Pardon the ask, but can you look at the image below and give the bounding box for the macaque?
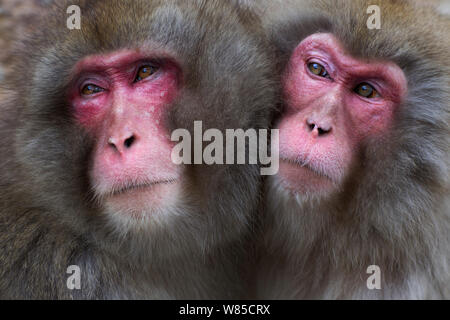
[256,0,450,299]
[0,0,277,299]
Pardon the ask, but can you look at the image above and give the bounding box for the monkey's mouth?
[96,178,181,216]
[108,179,178,197]
[280,158,333,181]
[278,159,336,194]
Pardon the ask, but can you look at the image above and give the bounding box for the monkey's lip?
[108,179,178,197]
[278,159,335,193]
[280,158,333,181]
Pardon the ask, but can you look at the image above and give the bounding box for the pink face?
[68,50,182,215]
[277,33,407,194]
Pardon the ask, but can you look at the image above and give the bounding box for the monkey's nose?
[306,119,332,137]
[108,134,137,153]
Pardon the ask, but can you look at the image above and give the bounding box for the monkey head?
[277,32,407,196]
[267,0,449,211]
[8,0,277,260]
[256,0,449,299]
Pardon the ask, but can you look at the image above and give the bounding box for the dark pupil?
[311,63,327,77]
[86,85,100,93]
[136,66,153,81]
[360,85,372,95]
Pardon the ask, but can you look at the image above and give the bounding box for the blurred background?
[0,1,51,83]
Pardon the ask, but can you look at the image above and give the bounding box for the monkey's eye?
[307,62,329,78]
[81,84,104,96]
[135,65,158,82]
[354,82,380,99]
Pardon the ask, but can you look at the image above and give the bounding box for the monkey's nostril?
[124,136,135,149]
[317,127,331,136]
[307,121,331,136]
[108,138,118,150]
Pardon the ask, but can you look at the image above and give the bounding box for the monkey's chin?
[278,160,336,195]
[102,180,181,219]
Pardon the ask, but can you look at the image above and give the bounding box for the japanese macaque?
[256,0,450,299]
[0,0,277,299]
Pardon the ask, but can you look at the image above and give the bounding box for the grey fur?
[0,0,277,299]
[256,0,450,299]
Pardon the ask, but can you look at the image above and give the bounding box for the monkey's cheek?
[277,160,336,195]
[102,180,182,219]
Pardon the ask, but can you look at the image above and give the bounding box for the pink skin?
[68,50,182,212]
[277,33,407,194]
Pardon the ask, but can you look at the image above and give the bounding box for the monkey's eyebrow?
[73,49,172,69]
[73,67,110,78]
[71,57,170,84]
